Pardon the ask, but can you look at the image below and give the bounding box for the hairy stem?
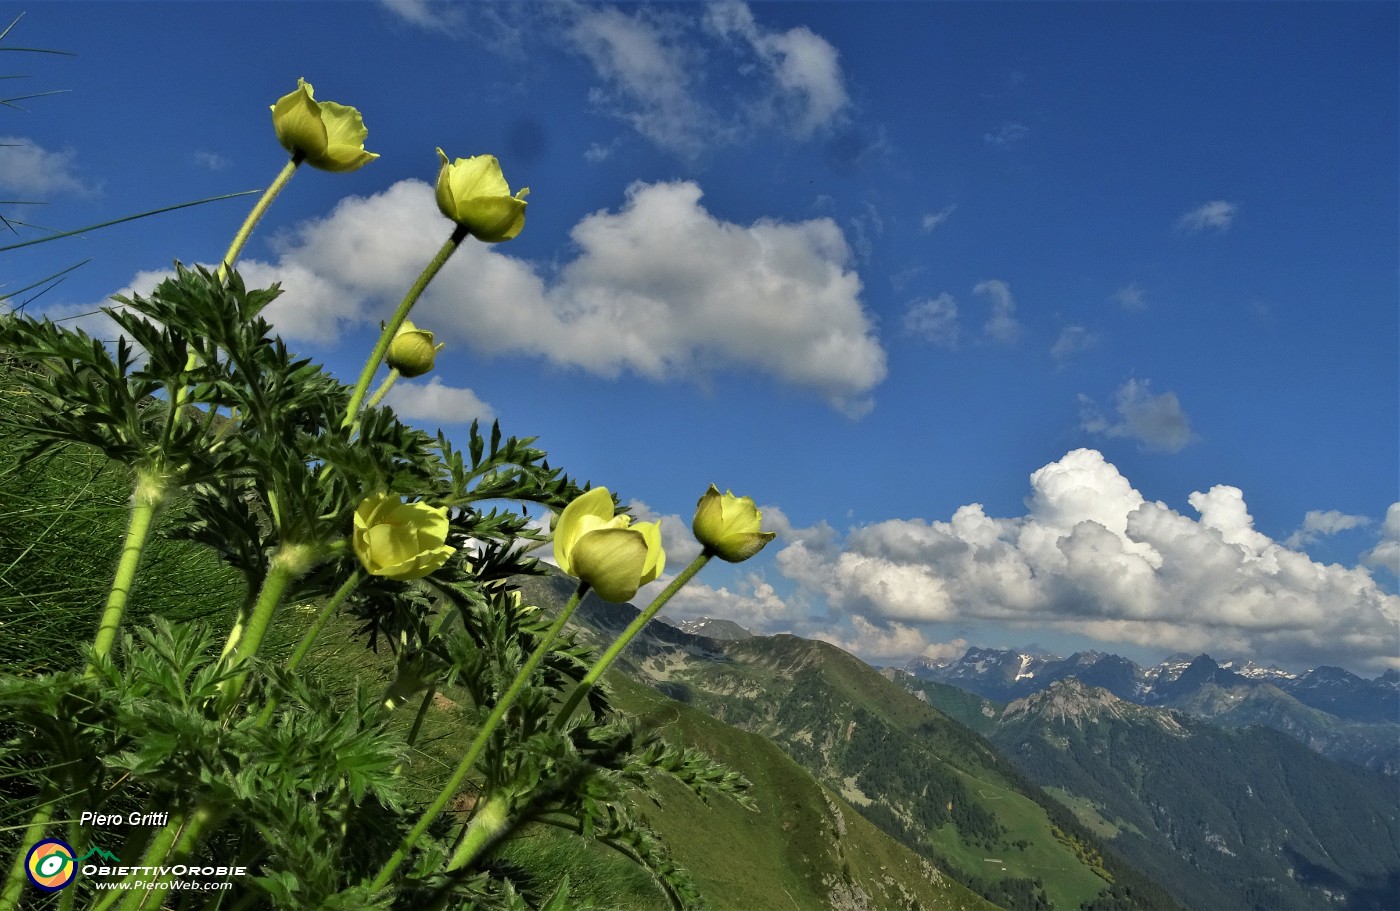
[253,571,361,727]
[217,157,301,280]
[554,551,711,729]
[342,227,467,428]
[368,582,589,894]
[364,368,400,410]
[86,469,167,677]
[0,788,56,911]
[216,543,316,712]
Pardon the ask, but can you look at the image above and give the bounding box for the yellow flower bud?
[553,487,665,602]
[271,78,378,173]
[435,149,529,242]
[353,493,455,581]
[386,320,441,378]
[692,485,776,563]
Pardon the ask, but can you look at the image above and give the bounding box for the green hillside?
[906,673,1400,911]
[269,603,999,911]
[607,675,999,911]
[537,590,1181,911]
[993,680,1400,911]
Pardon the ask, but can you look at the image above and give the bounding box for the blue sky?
[4,1,1397,675]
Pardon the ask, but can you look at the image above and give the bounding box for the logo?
[24,839,76,892]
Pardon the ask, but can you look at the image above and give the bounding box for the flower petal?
[554,487,615,575]
[271,79,328,161]
[312,99,379,172]
[571,526,650,603]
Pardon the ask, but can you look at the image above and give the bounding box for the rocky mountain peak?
[1004,678,1124,726]
[673,617,754,641]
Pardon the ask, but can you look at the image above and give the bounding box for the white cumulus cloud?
[920,205,956,233]
[0,136,98,197]
[568,6,731,159]
[67,178,885,417]
[813,614,929,663]
[1051,325,1098,364]
[705,0,850,138]
[775,448,1400,672]
[1362,503,1400,575]
[1111,282,1148,311]
[383,377,495,425]
[903,293,959,348]
[666,573,798,629]
[1283,509,1371,549]
[376,0,467,35]
[561,2,850,159]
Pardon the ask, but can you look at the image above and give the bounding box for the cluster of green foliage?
[962,875,1051,911]
[0,357,248,673]
[1050,826,1111,884]
[0,266,751,910]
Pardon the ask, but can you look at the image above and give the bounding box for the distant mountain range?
[518,571,1398,910]
[531,585,1182,911]
[891,674,1400,911]
[901,647,1399,774]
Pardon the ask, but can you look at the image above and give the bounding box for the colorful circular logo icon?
[25,839,76,891]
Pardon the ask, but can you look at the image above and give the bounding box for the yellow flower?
[354,493,455,581]
[271,78,378,172]
[435,149,529,242]
[386,320,442,378]
[553,487,665,602]
[692,485,776,563]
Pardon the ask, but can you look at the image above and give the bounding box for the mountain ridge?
[903,645,1399,774]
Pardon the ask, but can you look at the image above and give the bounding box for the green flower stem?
[57,817,79,911]
[342,225,468,429]
[90,819,180,911]
[169,158,301,428]
[368,581,590,895]
[402,685,436,749]
[85,469,167,678]
[444,793,510,872]
[215,543,316,712]
[365,367,401,410]
[112,805,223,911]
[217,589,257,666]
[254,571,361,728]
[285,571,360,674]
[217,157,301,280]
[0,788,56,911]
[554,551,713,730]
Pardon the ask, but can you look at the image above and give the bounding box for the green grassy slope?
[608,673,1000,911]
[557,608,1182,911]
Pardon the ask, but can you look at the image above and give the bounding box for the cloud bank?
[773,449,1400,672]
